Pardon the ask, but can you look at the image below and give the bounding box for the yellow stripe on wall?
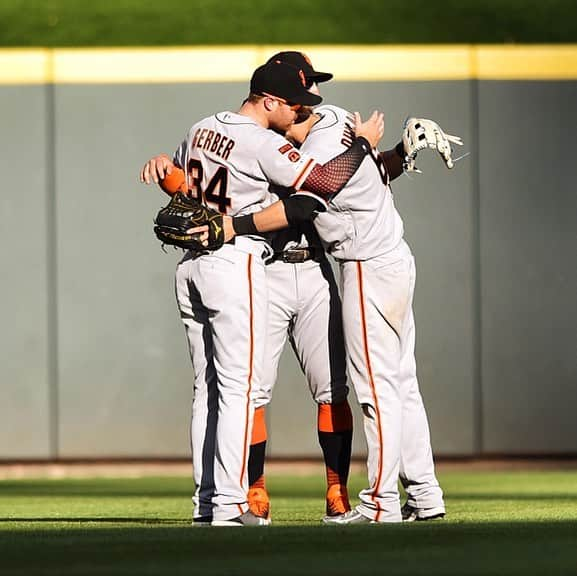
[52,47,260,83]
[1,45,576,84]
[476,45,577,80]
[0,49,51,84]
[262,45,473,81]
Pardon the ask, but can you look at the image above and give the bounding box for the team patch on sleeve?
[259,132,317,189]
[278,143,301,163]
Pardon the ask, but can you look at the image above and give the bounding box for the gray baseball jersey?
[301,104,444,522]
[174,111,316,216]
[305,106,404,261]
[173,111,322,523]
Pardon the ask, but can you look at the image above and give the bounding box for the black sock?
[248,440,267,487]
[318,430,352,484]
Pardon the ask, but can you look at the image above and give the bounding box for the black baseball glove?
[154,191,224,251]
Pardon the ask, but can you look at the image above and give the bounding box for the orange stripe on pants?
[357,261,384,521]
[239,254,254,493]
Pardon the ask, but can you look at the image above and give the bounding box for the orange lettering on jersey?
[210,133,222,153]
[217,136,228,156]
[197,128,208,148]
[288,150,301,163]
[204,130,214,151]
[191,128,201,148]
[191,129,235,160]
[222,139,235,160]
[278,143,293,155]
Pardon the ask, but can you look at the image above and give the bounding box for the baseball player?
[140,60,384,526]
[247,51,353,524]
[221,106,451,523]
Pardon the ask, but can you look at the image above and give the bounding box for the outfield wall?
[1,46,576,460]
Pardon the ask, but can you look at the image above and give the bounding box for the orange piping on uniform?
[292,158,315,189]
[357,261,384,521]
[239,254,254,490]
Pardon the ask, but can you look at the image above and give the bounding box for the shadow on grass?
[1,521,577,576]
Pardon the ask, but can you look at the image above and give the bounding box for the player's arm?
[220,112,384,241]
[224,194,323,241]
[379,143,406,181]
[299,111,383,198]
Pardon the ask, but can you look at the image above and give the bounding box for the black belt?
[270,247,324,264]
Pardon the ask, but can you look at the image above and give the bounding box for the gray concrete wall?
[0,77,575,459]
[0,85,52,458]
[478,81,577,454]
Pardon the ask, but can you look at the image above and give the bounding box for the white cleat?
[401,503,445,522]
[322,508,374,525]
[211,510,271,527]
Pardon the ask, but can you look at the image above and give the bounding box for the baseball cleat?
[322,507,374,525]
[247,486,271,523]
[211,510,271,527]
[322,483,351,522]
[401,503,446,522]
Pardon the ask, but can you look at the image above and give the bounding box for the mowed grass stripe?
[1,470,577,575]
[0,0,576,46]
[2,470,577,524]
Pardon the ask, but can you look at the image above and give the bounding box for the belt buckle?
[282,249,310,263]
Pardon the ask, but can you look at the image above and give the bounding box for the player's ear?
[263,97,276,112]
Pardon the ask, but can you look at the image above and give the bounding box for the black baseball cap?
[250,61,322,107]
[267,51,333,84]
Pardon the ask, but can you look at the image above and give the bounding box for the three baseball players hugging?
[140,50,463,526]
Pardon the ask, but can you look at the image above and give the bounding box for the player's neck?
[238,101,270,128]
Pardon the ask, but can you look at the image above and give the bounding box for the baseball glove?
[154,191,224,251]
[402,117,463,172]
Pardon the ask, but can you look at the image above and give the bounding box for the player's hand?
[186,217,235,247]
[184,224,210,247]
[140,154,174,184]
[354,111,384,149]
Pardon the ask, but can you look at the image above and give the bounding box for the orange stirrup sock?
[318,401,353,493]
[318,401,353,433]
[249,406,267,489]
[251,406,267,444]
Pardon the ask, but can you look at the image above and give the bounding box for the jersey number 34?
[187,158,231,214]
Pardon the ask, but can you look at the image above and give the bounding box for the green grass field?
[1,468,577,575]
[0,0,576,46]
